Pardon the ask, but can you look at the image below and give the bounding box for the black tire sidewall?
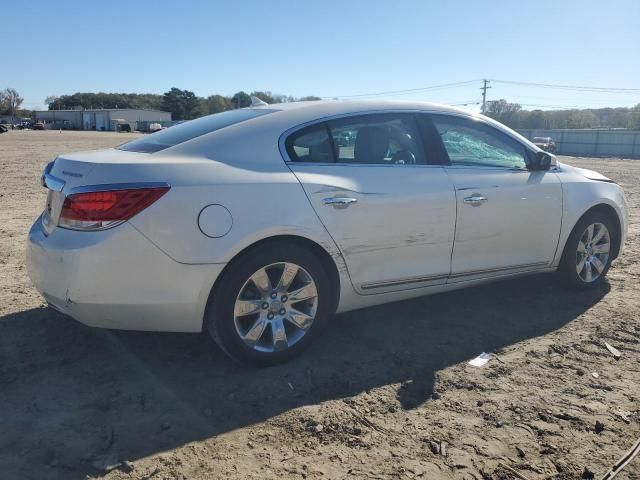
[560,212,615,289]
[206,242,332,366]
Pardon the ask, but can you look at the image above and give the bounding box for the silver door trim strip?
[448,261,549,279]
[360,261,550,291]
[361,273,449,290]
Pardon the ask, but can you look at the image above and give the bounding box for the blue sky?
[5,0,640,111]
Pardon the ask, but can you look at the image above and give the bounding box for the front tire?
[205,242,333,366]
[558,211,615,289]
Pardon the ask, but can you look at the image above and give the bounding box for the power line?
[450,100,480,106]
[519,103,581,109]
[324,79,482,99]
[491,79,640,93]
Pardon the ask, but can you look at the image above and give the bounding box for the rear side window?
[329,114,425,165]
[117,108,276,153]
[284,113,426,165]
[285,124,334,163]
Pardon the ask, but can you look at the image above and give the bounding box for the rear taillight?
[59,184,169,231]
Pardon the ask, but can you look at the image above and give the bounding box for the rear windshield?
[117,108,276,153]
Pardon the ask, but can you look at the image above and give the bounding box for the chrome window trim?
[278,109,537,166]
[69,181,171,195]
[443,164,531,173]
[290,162,445,169]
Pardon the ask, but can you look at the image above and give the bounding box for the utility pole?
[480,79,491,113]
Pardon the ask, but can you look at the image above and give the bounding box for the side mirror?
[532,151,553,171]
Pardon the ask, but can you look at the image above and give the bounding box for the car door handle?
[463,194,488,206]
[323,197,358,209]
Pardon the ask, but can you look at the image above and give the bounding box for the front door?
[425,114,563,280]
[285,113,457,293]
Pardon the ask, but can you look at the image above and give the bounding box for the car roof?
[160,99,540,159]
[254,99,471,118]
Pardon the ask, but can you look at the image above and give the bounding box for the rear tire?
[558,211,615,289]
[205,242,333,366]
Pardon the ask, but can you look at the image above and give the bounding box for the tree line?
[485,99,640,130]
[3,86,640,130]
[44,88,321,120]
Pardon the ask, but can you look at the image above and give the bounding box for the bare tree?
[1,88,24,123]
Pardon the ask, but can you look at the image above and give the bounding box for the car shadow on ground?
[0,274,609,479]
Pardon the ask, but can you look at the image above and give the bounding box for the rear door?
[423,113,562,280]
[285,113,457,293]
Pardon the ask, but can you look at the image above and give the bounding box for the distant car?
[335,130,355,146]
[27,100,629,366]
[149,123,163,133]
[0,124,8,133]
[118,123,132,133]
[17,122,34,130]
[33,122,45,130]
[533,136,556,153]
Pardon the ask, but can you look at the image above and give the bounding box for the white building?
[33,108,171,131]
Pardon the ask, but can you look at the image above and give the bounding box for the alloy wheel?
[233,262,318,353]
[576,222,610,283]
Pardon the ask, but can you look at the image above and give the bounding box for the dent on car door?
[284,113,456,293]
[424,114,563,279]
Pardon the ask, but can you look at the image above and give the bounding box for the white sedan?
[26,100,629,365]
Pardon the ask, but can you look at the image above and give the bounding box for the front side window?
[431,115,527,169]
[329,114,425,165]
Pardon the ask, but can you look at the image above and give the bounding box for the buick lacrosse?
[27,100,628,365]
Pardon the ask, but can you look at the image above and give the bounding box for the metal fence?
[517,129,640,158]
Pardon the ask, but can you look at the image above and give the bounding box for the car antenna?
[250,96,268,107]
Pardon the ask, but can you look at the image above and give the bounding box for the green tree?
[521,109,549,129]
[205,95,231,113]
[231,91,251,109]
[565,110,599,129]
[485,99,523,128]
[161,88,200,120]
[627,104,640,129]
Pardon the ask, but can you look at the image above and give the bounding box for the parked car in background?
[0,124,8,133]
[118,123,132,133]
[33,122,45,130]
[27,100,628,366]
[533,136,556,153]
[335,130,355,146]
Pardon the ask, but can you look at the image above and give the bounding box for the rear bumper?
[26,216,224,332]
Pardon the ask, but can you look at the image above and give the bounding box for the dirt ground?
[1,130,638,480]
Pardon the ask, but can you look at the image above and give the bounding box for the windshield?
[117,108,277,153]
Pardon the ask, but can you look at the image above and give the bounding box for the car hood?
[558,162,614,183]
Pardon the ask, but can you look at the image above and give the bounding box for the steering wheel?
[391,149,416,165]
